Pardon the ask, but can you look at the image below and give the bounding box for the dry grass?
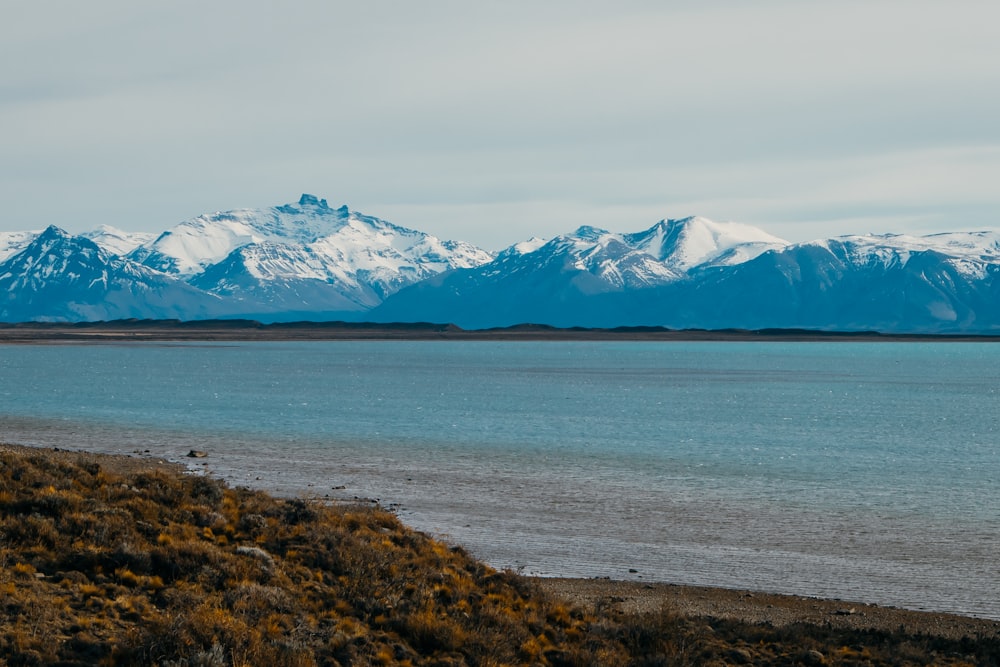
[0,447,997,666]
[0,448,621,666]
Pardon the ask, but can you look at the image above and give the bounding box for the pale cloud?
[1,1,998,250]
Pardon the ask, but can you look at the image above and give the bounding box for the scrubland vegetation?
[0,446,997,666]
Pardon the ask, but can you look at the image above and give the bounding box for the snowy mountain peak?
[120,194,494,313]
[626,216,788,270]
[1,225,116,291]
[569,225,612,242]
[6,195,1000,331]
[90,224,124,234]
[849,230,1000,260]
[36,225,75,243]
[513,237,549,255]
[796,229,1000,279]
[81,225,157,257]
[521,217,789,284]
[130,196,360,276]
[0,230,41,262]
[0,225,223,322]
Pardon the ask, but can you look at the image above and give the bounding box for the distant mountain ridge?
[0,226,222,322]
[1,194,998,332]
[0,195,493,322]
[370,221,1000,333]
[126,194,493,314]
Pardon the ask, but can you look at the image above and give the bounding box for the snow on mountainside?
[798,231,1000,280]
[373,222,1000,332]
[473,217,785,291]
[508,237,549,256]
[656,229,1000,332]
[498,225,681,290]
[130,194,490,277]
[0,230,40,262]
[372,216,791,326]
[624,216,788,271]
[127,194,493,312]
[3,195,999,331]
[552,217,788,287]
[81,225,157,257]
[0,226,223,322]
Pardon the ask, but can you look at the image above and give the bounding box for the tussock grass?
[0,449,619,666]
[0,447,996,666]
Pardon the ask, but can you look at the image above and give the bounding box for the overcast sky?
[2,1,999,251]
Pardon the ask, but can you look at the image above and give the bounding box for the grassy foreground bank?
[0,446,997,666]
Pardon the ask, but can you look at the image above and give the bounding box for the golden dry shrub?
[1,447,997,666]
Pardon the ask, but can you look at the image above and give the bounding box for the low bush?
[1,447,996,666]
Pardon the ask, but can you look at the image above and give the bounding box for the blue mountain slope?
[373,233,1000,332]
[658,240,1000,332]
[0,226,224,322]
[3,200,1000,333]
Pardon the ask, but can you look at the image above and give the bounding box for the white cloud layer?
[2,0,998,250]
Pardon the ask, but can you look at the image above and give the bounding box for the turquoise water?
[1,341,998,617]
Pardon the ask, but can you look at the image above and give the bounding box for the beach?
[541,578,1000,642]
[5,443,999,646]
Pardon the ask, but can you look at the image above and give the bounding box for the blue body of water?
[1,341,998,617]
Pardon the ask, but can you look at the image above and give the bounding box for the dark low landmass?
[2,318,1000,343]
[1,445,998,665]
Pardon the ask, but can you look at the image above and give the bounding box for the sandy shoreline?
[5,443,999,644]
[538,578,1000,641]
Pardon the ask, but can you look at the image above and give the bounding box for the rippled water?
[1,341,998,618]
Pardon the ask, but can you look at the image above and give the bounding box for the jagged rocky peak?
[11,226,118,274]
[274,194,349,219]
[298,193,328,208]
[570,225,610,241]
[15,226,104,262]
[38,224,72,241]
[298,193,352,215]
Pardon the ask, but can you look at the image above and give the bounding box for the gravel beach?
[539,577,1000,641]
[7,442,999,647]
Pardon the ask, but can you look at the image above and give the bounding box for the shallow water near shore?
[2,340,998,618]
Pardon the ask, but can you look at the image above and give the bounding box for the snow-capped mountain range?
[370,220,1000,332]
[2,194,999,332]
[0,195,493,322]
[0,226,221,322]
[126,194,491,314]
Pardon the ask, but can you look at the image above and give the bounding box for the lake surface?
[1,341,998,618]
